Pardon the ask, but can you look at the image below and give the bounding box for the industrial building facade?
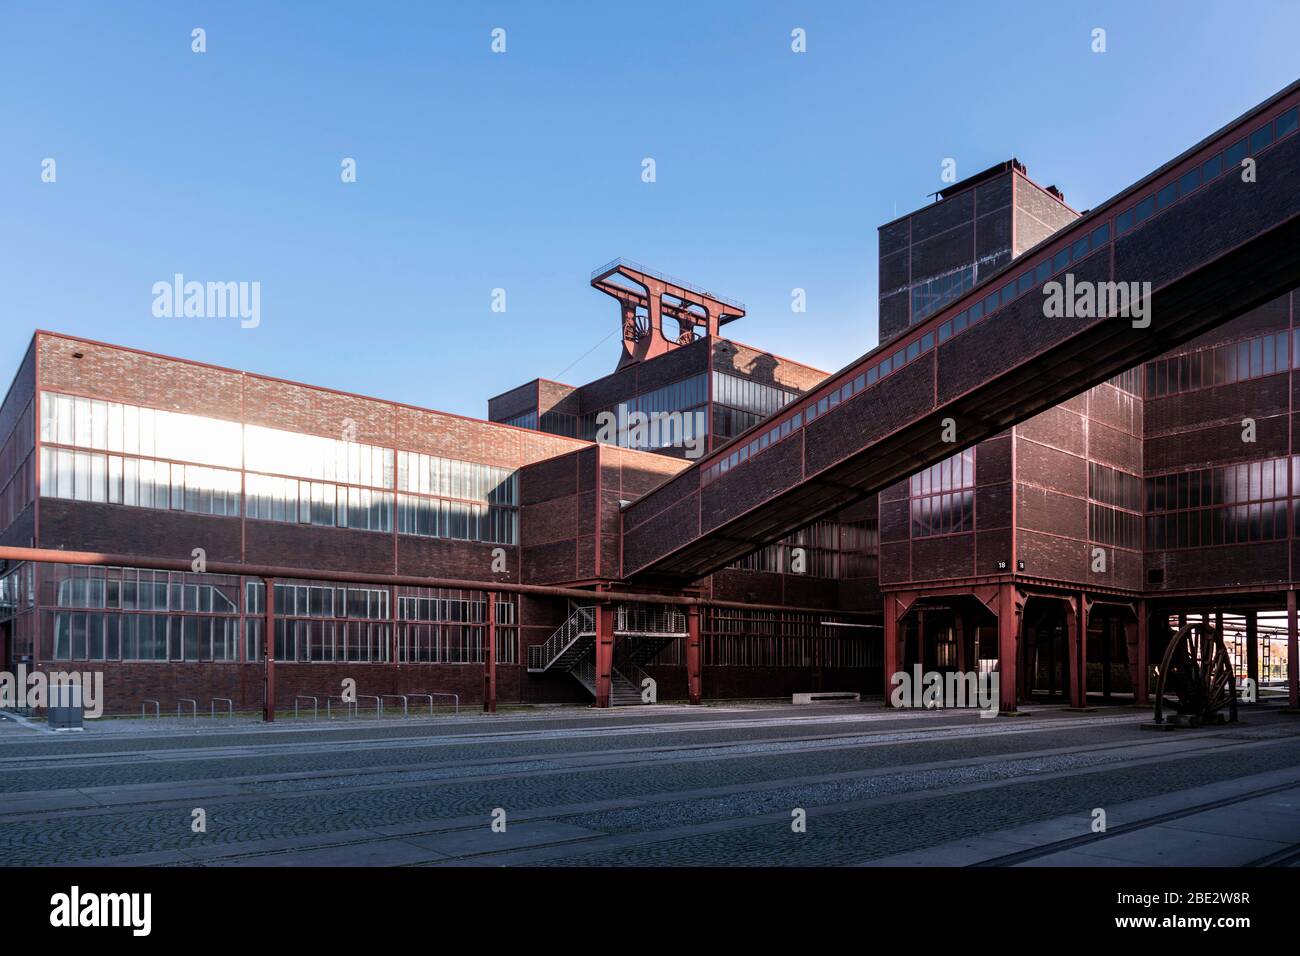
[3,84,1300,716]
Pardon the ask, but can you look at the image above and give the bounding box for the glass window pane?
[1277,107,1299,138]
[1251,123,1273,153]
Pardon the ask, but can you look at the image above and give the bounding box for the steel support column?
[483,592,497,714]
[1135,601,1150,706]
[1288,590,1298,710]
[997,584,1021,713]
[1066,596,1087,708]
[1246,609,1259,693]
[595,602,614,709]
[686,605,702,705]
[263,576,275,723]
[883,595,900,704]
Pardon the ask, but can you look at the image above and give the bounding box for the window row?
[245,579,390,620]
[244,473,393,531]
[1146,457,1291,512]
[713,404,765,442]
[40,392,243,468]
[245,423,392,489]
[396,494,517,545]
[539,411,577,437]
[501,410,538,430]
[1145,331,1291,399]
[728,521,878,579]
[397,589,516,625]
[396,452,517,505]
[41,447,242,517]
[578,374,709,441]
[244,618,392,663]
[910,489,975,538]
[702,609,878,668]
[711,371,800,417]
[47,611,240,662]
[1115,106,1298,239]
[910,448,975,498]
[936,223,1113,348]
[1104,367,1143,397]
[911,264,975,324]
[703,358,888,483]
[1146,501,1289,551]
[1089,462,1142,512]
[41,566,239,613]
[396,623,519,665]
[1089,503,1142,550]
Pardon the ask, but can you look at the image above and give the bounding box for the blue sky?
[2,1,1298,417]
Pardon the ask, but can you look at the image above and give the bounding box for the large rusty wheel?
[1153,622,1238,726]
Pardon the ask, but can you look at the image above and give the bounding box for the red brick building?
[4,85,1299,717]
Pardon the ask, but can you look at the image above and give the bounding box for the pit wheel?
[1153,622,1238,726]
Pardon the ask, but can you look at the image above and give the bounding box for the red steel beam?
[484,592,497,714]
[263,576,275,723]
[0,545,868,619]
[685,605,701,705]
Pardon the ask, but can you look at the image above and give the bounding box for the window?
[909,448,976,538]
[1146,457,1291,550]
[1251,123,1274,153]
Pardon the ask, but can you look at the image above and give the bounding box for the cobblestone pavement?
[1,701,1297,866]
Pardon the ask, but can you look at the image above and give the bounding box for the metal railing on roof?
[590,258,745,312]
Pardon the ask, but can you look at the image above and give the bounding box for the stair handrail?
[528,605,596,671]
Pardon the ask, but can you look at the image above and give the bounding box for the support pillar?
[1288,590,1298,710]
[955,610,967,673]
[483,592,497,713]
[263,576,275,723]
[883,595,900,704]
[1135,601,1150,706]
[1101,616,1113,700]
[685,605,702,705]
[1066,596,1086,708]
[1246,609,1259,694]
[997,584,1021,713]
[595,602,614,709]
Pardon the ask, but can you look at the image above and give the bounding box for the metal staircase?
[527,604,687,706]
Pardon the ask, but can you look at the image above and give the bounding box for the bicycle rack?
[141,699,160,719]
[380,694,408,718]
[211,698,234,721]
[177,699,198,720]
[407,694,435,717]
[294,695,319,719]
[429,692,459,715]
[356,694,381,719]
[326,696,357,720]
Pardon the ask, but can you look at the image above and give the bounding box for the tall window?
[1146,457,1290,550]
[396,453,518,545]
[909,449,975,537]
[1089,462,1142,550]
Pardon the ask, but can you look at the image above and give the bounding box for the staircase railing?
[616,604,687,635]
[528,606,595,671]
